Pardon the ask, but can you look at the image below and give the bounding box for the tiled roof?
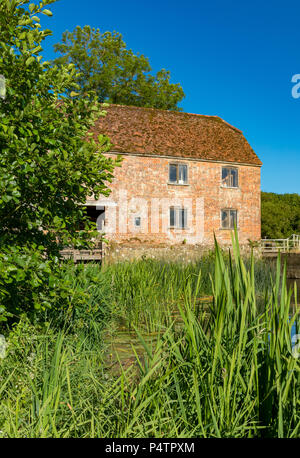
[92,104,262,166]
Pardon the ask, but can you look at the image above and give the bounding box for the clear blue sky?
[40,0,300,194]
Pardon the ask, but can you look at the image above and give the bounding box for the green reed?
[0,233,298,437]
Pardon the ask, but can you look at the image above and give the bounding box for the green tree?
[52,25,185,110]
[261,192,300,238]
[0,0,119,322]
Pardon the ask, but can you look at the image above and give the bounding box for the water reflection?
[286,278,300,291]
[286,278,300,310]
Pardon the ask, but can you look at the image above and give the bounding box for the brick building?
[86,104,262,247]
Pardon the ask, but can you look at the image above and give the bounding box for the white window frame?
[221,166,239,188]
[221,209,238,229]
[168,163,189,185]
[169,207,188,229]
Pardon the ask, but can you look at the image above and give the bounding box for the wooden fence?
[260,234,300,254]
[60,242,103,262]
[58,235,300,261]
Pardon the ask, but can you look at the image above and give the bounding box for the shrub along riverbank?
[0,237,299,438]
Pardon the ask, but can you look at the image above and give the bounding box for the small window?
[170,207,188,229]
[221,209,237,229]
[134,217,141,227]
[222,167,238,188]
[169,164,188,185]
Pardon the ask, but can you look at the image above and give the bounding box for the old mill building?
[86,104,262,247]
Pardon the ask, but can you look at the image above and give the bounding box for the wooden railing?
[60,241,103,262]
[58,235,300,260]
[261,234,300,253]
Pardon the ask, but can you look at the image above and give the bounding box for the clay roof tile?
[92,104,262,166]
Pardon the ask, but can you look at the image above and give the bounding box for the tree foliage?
[261,192,300,239]
[0,0,118,322]
[53,25,185,110]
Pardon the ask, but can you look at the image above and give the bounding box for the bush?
[0,245,61,324]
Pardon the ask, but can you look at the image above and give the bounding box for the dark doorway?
[82,205,105,230]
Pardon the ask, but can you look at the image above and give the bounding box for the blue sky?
[40,0,300,194]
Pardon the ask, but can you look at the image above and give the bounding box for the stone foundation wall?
[103,241,261,264]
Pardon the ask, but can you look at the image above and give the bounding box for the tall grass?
[154,234,300,437]
[0,235,299,437]
[103,251,275,331]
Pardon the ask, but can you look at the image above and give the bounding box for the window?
[221,209,237,229]
[134,216,141,227]
[169,163,188,184]
[222,167,238,188]
[170,207,188,229]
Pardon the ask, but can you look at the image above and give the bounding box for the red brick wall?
[87,153,261,246]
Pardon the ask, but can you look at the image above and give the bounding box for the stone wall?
[102,240,260,264]
[88,153,261,246]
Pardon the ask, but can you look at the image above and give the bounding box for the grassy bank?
[0,238,299,437]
